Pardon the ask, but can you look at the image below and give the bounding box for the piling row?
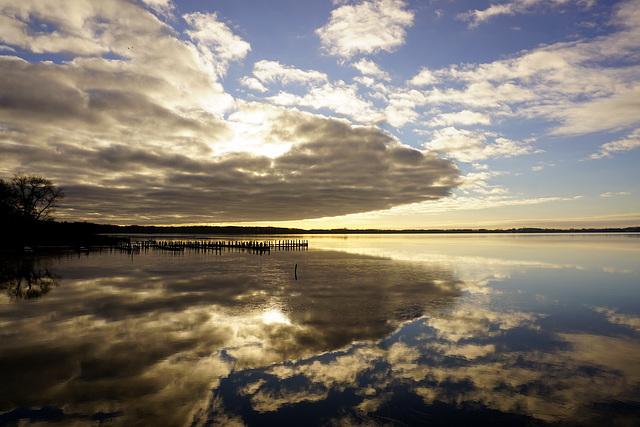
[113,239,308,253]
[114,242,141,252]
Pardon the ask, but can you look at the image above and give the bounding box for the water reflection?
[0,235,639,426]
[208,302,640,426]
[0,255,60,300]
[0,247,460,426]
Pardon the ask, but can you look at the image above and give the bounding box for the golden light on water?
[259,308,291,325]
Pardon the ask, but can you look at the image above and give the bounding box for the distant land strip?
[3,221,639,251]
[75,223,640,235]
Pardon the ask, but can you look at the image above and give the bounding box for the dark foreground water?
[1,234,639,426]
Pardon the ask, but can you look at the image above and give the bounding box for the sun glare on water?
[260,309,291,325]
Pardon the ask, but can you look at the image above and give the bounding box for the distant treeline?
[0,220,127,249]
[2,220,639,250]
[81,223,640,235]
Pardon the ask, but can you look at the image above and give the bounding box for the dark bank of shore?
[0,220,129,251]
[2,220,638,252]
[97,224,640,235]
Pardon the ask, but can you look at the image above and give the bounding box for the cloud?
[351,58,390,80]
[0,1,240,115]
[0,55,233,138]
[140,0,175,18]
[423,127,540,162]
[427,110,492,127]
[595,307,640,332]
[600,191,631,197]
[0,1,114,55]
[1,91,460,223]
[458,0,596,29]
[316,0,414,58]
[532,161,556,171]
[311,190,582,229]
[183,11,251,77]
[0,1,462,225]
[423,194,579,214]
[267,82,383,124]
[417,63,640,140]
[424,1,640,137]
[4,0,636,228]
[548,86,640,135]
[408,67,439,86]
[383,89,427,127]
[590,128,640,159]
[250,60,328,86]
[425,81,537,111]
[239,76,268,92]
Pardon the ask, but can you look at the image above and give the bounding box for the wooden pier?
[114,239,308,254]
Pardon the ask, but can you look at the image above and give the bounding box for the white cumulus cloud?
[251,60,328,86]
[351,58,390,80]
[316,0,414,58]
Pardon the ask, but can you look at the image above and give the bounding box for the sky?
[0,0,639,229]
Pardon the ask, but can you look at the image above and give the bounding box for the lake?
[1,234,639,426]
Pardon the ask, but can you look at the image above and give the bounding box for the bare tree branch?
[5,174,65,221]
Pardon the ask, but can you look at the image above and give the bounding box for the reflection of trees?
[0,257,59,300]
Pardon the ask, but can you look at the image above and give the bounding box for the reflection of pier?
[114,239,308,254]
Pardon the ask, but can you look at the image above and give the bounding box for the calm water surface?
[1,234,639,426]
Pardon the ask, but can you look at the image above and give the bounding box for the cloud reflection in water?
[0,235,639,426]
[0,247,459,425]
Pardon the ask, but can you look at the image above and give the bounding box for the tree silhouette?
[1,174,64,221]
[0,178,17,220]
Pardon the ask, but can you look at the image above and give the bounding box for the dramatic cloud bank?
[0,0,461,225]
[54,111,459,223]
